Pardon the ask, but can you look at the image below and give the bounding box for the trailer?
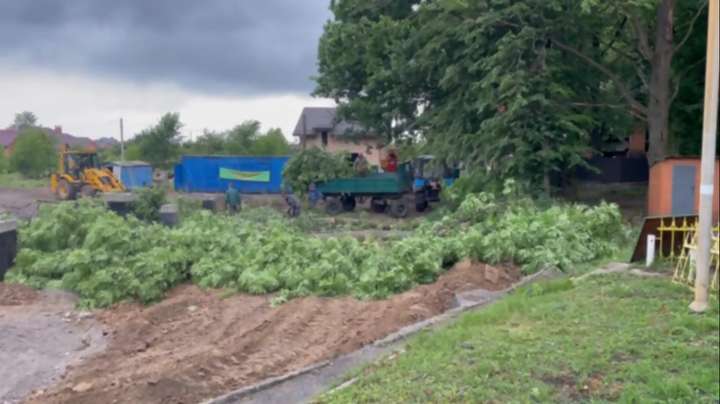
[317,162,413,217]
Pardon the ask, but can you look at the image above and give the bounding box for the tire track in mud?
[24,261,519,404]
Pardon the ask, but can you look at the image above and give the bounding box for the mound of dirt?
[0,283,38,306]
[25,261,519,404]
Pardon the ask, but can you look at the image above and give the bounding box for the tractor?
[412,155,459,212]
[50,145,124,200]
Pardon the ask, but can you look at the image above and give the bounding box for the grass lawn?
[0,172,47,188]
[318,274,719,403]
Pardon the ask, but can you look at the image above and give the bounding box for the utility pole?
[119,118,125,162]
[690,0,719,313]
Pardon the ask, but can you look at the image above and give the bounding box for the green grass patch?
[318,275,720,403]
[0,172,47,188]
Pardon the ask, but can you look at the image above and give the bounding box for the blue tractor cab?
[412,155,459,212]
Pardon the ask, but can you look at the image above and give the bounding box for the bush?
[9,128,57,178]
[283,148,352,195]
[0,145,8,173]
[131,187,167,222]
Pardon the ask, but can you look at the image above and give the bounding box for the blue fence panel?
[174,155,289,193]
[120,165,154,190]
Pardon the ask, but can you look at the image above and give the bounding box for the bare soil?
[0,187,55,218]
[0,283,38,306]
[24,261,519,404]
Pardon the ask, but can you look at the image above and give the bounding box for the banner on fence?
[219,168,271,183]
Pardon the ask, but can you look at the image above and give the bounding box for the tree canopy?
[315,0,710,190]
[104,116,292,167]
[10,128,57,178]
[183,120,290,156]
[132,113,183,168]
[11,111,38,130]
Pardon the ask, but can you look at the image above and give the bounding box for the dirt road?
[0,284,106,404]
[24,262,519,404]
[0,188,55,219]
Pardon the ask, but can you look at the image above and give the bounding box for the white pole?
[120,118,125,162]
[646,234,656,267]
[690,0,719,313]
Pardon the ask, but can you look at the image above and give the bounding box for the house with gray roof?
[292,107,385,165]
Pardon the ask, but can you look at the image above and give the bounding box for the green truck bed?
[317,163,412,196]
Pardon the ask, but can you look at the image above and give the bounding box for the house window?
[321,131,328,147]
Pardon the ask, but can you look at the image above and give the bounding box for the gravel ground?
[0,187,55,219]
[0,287,106,404]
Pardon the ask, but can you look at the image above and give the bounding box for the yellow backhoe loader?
[50,145,124,200]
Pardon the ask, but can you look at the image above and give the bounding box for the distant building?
[0,125,117,156]
[292,107,385,166]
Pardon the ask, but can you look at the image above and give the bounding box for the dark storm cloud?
[0,0,331,95]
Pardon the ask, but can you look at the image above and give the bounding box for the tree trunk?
[646,0,675,166]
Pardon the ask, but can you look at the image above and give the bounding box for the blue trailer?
[174,155,289,193]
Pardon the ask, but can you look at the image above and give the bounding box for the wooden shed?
[648,157,720,221]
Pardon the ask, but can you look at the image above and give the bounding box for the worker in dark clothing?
[308,182,322,208]
[283,189,301,218]
[225,183,241,214]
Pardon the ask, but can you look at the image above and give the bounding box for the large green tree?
[250,128,290,156]
[10,128,57,178]
[566,0,709,165]
[315,0,709,189]
[11,111,38,130]
[133,113,183,167]
[316,0,611,189]
[183,121,290,156]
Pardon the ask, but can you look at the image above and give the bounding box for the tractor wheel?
[415,200,429,212]
[325,197,342,215]
[388,201,408,218]
[341,196,356,212]
[56,179,76,201]
[415,193,428,212]
[80,185,98,198]
[370,197,387,213]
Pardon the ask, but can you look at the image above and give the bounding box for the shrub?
[131,187,167,222]
[9,128,57,178]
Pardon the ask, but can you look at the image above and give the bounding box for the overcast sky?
[0,0,335,141]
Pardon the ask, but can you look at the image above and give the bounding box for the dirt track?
[0,187,55,219]
[23,261,519,404]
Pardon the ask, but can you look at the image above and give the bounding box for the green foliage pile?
[131,187,167,222]
[7,194,626,308]
[282,148,353,194]
[9,128,57,178]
